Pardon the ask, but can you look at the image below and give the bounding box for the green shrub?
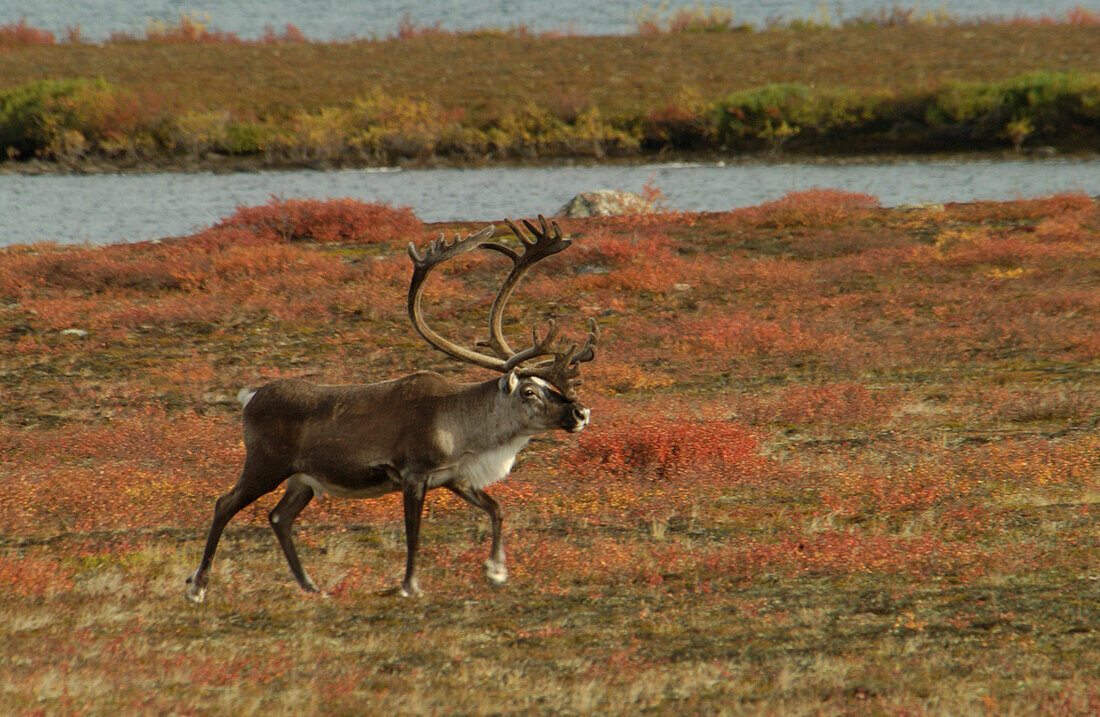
[714,83,812,140]
[0,78,150,159]
[0,79,87,157]
[224,120,271,154]
[713,83,885,150]
[927,72,1100,142]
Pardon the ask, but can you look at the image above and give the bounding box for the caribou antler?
[478,215,572,360]
[407,217,598,397]
[407,226,506,371]
[521,319,599,400]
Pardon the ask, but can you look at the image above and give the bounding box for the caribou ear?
[499,370,520,395]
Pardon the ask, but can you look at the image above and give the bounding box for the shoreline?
[0,146,1088,177]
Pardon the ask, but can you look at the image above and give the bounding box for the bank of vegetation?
[3,12,1100,169]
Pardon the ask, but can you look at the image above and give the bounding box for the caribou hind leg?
[445,483,507,585]
[186,456,286,603]
[400,476,428,597]
[268,475,318,593]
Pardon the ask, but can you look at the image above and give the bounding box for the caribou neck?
[437,377,533,450]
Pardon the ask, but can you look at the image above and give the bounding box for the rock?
[59,329,89,338]
[895,202,945,214]
[575,264,610,275]
[555,190,656,218]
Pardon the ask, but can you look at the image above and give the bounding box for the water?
[2,0,1095,40]
[2,158,1097,246]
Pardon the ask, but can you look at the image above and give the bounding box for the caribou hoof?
[301,585,330,598]
[485,559,508,585]
[185,580,207,604]
[399,581,423,598]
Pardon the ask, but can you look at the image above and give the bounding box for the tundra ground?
[2,192,1098,713]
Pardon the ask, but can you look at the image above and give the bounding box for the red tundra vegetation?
[1,190,1098,712]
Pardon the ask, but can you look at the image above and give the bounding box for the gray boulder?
[555,190,656,218]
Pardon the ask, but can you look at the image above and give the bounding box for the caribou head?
[407,214,598,431]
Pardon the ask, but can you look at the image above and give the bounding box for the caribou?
[185,216,597,601]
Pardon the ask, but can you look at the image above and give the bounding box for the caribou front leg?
[400,475,428,597]
[445,483,507,585]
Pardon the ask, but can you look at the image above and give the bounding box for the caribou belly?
[293,471,397,499]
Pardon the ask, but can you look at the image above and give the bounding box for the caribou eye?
[521,387,538,399]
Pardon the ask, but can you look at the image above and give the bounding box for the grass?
[2,191,1099,712]
[4,21,1100,166]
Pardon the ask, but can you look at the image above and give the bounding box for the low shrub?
[141,12,241,44]
[635,4,749,34]
[733,382,898,428]
[0,78,155,160]
[0,555,74,599]
[568,416,758,481]
[714,84,886,152]
[216,196,422,244]
[926,71,1100,146]
[0,19,56,49]
[490,104,637,158]
[166,111,272,155]
[351,88,464,159]
[642,88,714,149]
[729,188,881,228]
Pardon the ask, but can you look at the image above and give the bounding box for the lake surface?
[3,0,1093,40]
[2,158,1098,246]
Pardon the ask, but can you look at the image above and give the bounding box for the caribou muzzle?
[564,404,591,433]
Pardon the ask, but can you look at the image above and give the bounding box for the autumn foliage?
[2,191,1098,712]
[215,196,422,244]
[0,19,56,48]
[569,416,757,481]
[5,17,1100,165]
